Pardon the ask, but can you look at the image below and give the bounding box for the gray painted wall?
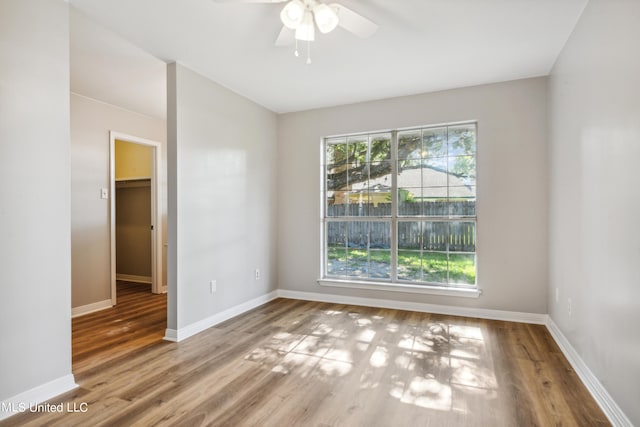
[0,0,73,400]
[277,77,549,314]
[167,63,278,330]
[548,0,640,424]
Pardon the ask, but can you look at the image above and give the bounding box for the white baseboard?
[276,289,547,324]
[116,274,152,284]
[0,374,78,421]
[164,290,279,342]
[71,299,112,318]
[545,317,632,427]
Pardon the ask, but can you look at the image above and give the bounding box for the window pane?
[397,221,422,281]
[349,136,368,165]
[422,221,448,251]
[368,200,392,216]
[327,191,347,216]
[398,221,421,250]
[326,168,341,192]
[369,249,391,279]
[347,164,367,188]
[345,137,368,220]
[327,247,347,276]
[346,248,369,278]
[398,250,422,281]
[422,187,448,216]
[326,140,348,218]
[369,161,392,189]
[398,188,422,216]
[398,160,421,188]
[422,252,448,284]
[326,191,344,217]
[448,124,476,156]
[370,134,391,162]
[449,185,475,199]
[368,161,392,217]
[449,188,476,217]
[422,159,448,187]
[346,221,368,278]
[326,222,347,276]
[422,127,447,158]
[422,186,448,199]
[448,156,476,187]
[370,222,391,279]
[326,141,347,167]
[398,131,421,160]
[370,222,390,250]
[347,221,368,249]
[448,221,476,253]
[345,192,370,216]
[448,253,476,285]
[327,221,347,247]
[326,142,347,193]
[447,221,476,285]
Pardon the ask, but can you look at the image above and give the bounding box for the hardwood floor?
[2,285,609,426]
[72,281,167,376]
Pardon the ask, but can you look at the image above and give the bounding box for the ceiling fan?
[215,0,378,63]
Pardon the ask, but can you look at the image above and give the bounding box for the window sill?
[317,279,482,298]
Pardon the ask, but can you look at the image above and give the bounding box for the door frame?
[109,131,163,305]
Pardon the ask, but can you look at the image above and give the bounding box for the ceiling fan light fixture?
[280,0,305,29]
[295,10,315,41]
[313,3,338,34]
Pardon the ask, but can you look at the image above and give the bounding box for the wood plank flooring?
[2,283,609,426]
[71,281,167,377]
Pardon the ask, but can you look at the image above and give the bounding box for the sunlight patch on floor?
[369,346,388,368]
[357,328,376,343]
[244,308,498,416]
[402,377,453,411]
[386,322,496,413]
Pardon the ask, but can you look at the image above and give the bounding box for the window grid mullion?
[321,139,327,278]
[390,130,398,282]
[445,126,450,285]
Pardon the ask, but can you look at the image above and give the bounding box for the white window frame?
[319,122,481,298]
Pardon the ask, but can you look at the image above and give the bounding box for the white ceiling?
[69,0,587,117]
[70,8,167,119]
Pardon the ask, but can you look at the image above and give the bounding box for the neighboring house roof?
[347,167,474,198]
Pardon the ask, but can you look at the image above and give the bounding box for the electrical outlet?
[567,297,572,316]
[210,280,217,294]
[555,287,559,303]
[255,269,260,280]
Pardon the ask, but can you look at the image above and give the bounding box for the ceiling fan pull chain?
[306,39,311,64]
[294,38,299,57]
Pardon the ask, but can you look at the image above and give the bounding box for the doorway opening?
[109,131,164,305]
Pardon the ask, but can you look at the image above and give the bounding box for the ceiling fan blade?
[213,0,287,3]
[275,26,295,46]
[330,3,378,38]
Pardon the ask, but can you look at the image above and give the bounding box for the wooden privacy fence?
[328,200,475,217]
[327,201,476,252]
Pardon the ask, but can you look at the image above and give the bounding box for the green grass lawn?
[328,247,475,285]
